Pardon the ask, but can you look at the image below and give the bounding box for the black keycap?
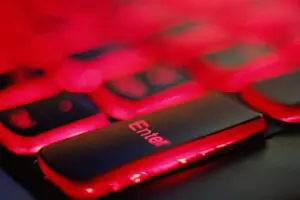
[70,45,119,61]
[0,68,44,91]
[105,66,191,100]
[0,92,99,137]
[38,92,265,199]
[241,69,300,123]
[204,43,271,69]
[0,72,13,90]
[252,69,300,106]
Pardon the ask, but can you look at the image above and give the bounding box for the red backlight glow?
[38,118,265,199]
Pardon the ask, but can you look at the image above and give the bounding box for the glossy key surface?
[0,68,44,91]
[93,66,205,119]
[0,92,99,136]
[0,92,109,154]
[241,69,300,123]
[38,92,264,199]
[189,39,293,92]
[253,70,300,106]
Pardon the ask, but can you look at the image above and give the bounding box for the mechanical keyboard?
[1,0,300,199]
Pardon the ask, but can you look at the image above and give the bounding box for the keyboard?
[1,0,300,199]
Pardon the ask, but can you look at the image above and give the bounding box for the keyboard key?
[92,66,205,119]
[0,91,109,155]
[189,39,293,92]
[0,77,60,111]
[155,21,230,65]
[146,67,182,86]
[0,67,44,91]
[241,69,300,123]
[0,72,14,91]
[50,45,156,93]
[38,92,265,199]
[106,76,148,100]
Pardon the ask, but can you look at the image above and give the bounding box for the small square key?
[0,67,44,91]
[189,38,294,92]
[241,69,300,123]
[0,72,15,91]
[38,92,265,199]
[0,68,59,111]
[92,65,205,120]
[0,92,109,154]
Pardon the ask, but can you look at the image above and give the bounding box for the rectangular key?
[0,92,109,154]
[0,68,56,111]
[189,38,294,92]
[153,20,230,65]
[38,92,265,199]
[52,44,157,93]
[0,67,44,91]
[241,69,300,123]
[92,65,205,120]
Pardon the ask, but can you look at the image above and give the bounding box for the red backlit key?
[155,21,230,65]
[92,66,205,119]
[0,68,54,111]
[241,69,300,123]
[0,67,44,90]
[50,45,156,93]
[189,39,294,92]
[0,72,15,91]
[0,92,109,155]
[38,92,265,199]
[105,76,148,99]
[146,67,181,86]
[0,78,60,112]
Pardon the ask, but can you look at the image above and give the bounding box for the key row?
[37,66,300,198]
[1,66,300,155]
[2,5,300,78]
[1,35,300,95]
